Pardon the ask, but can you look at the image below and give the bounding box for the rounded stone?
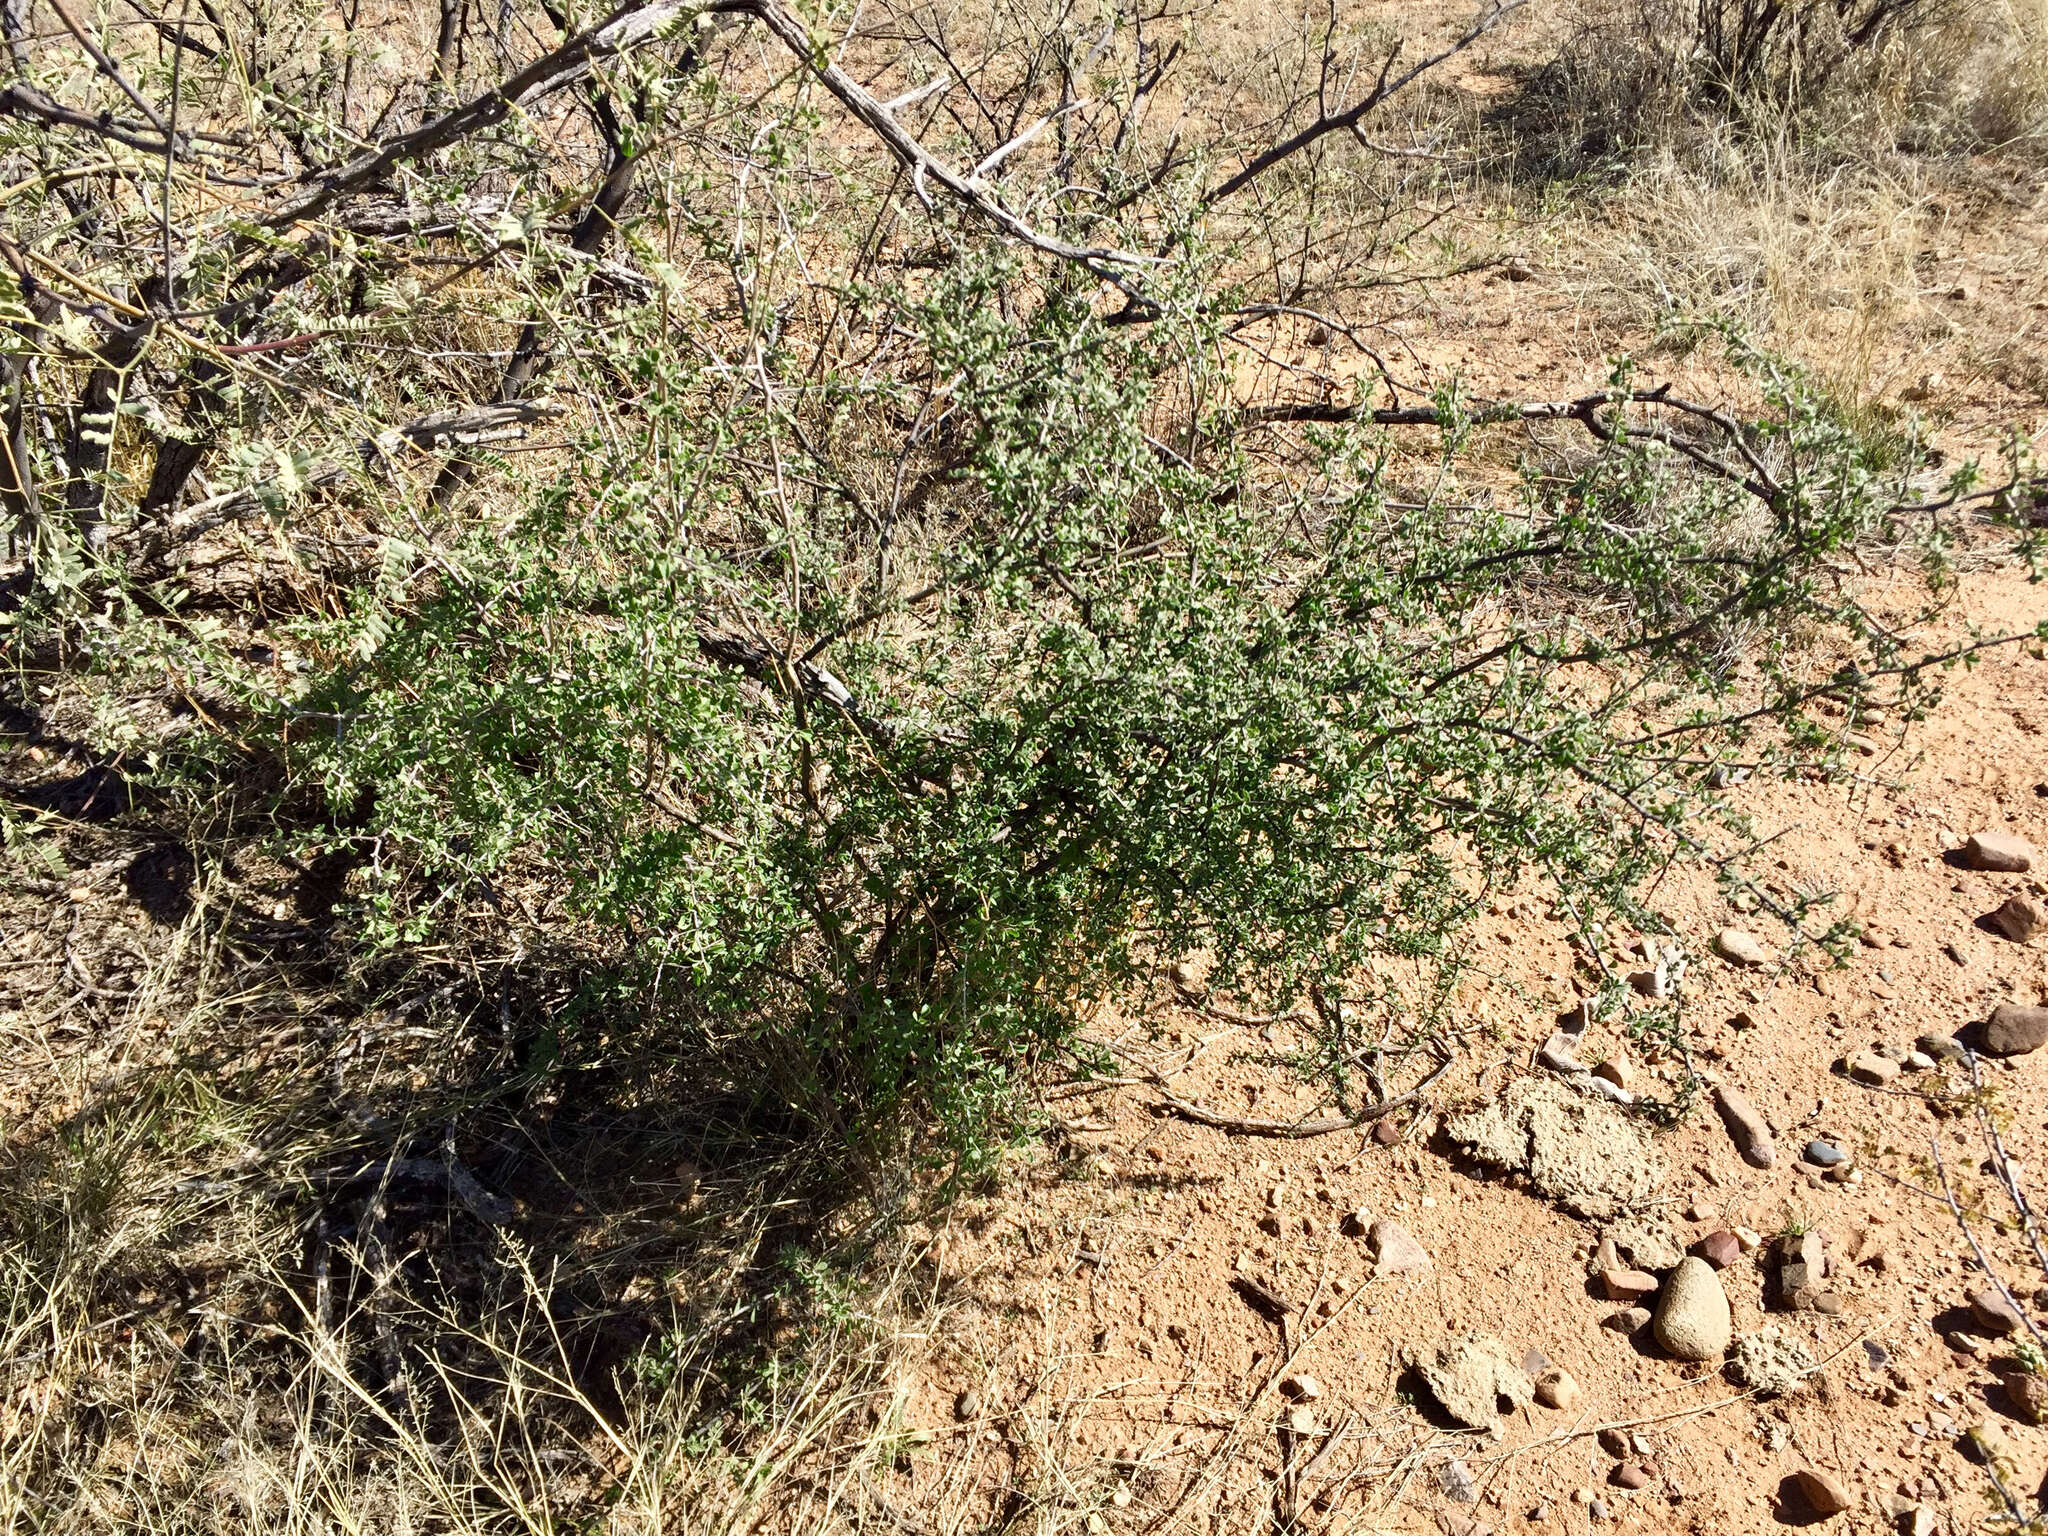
[1969,1286,2023,1335]
[1713,927,1769,967]
[1653,1257,1732,1361]
[1803,1139,1848,1167]
[1983,1005,2048,1056]
[1533,1367,1581,1410]
[2003,1370,2048,1425]
[1793,1468,1850,1517]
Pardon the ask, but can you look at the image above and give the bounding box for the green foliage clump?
[288,239,1944,1175]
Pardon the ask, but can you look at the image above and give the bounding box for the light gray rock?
[1713,927,1769,967]
[1369,1219,1432,1275]
[1445,1075,1663,1219]
[1653,1257,1732,1361]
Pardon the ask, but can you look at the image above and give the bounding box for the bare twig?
[1928,1134,2048,1360]
[1153,1056,1452,1137]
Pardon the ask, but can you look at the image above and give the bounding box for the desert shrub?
[0,0,2024,1192]
[1520,0,2048,171]
[281,247,1971,1171]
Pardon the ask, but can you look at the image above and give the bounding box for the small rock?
[1597,1428,1629,1458]
[1810,1292,1846,1315]
[1947,1329,1986,1359]
[1282,1373,1322,1401]
[1983,1004,2048,1056]
[1713,1084,1776,1168]
[1697,1230,1741,1269]
[1538,1032,1586,1073]
[1964,830,2035,872]
[1626,968,1665,999]
[1533,1367,1580,1410]
[1714,927,1769,967]
[1654,1257,1732,1361]
[1792,1468,1851,1517]
[1781,1230,1826,1274]
[1968,1286,2023,1336]
[1916,1032,1965,1063]
[1440,1459,1478,1502]
[1903,1507,1937,1536]
[2003,1369,2048,1425]
[1803,1139,1848,1168]
[1522,1347,1550,1375]
[1986,894,2047,943]
[1587,1497,1611,1522]
[1593,1054,1635,1092]
[1610,1462,1651,1490]
[1373,1117,1403,1146]
[1846,1050,1900,1085]
[1902,1050,1935,1071]
[1583,1075,1634,1106]
[1604,1306,1652,1332]
[1601,1268,1660,1302]
[1370,1220,1432,1275]
[955,1389,981,1421]
[1287,1403,1318,1435]
[1734,1225,1763,1252]
[1779,1261,1820,1309]
[1593,1237,1622,1272]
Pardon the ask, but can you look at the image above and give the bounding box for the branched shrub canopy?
[0,0,2031,1176]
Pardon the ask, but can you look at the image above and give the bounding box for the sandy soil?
[851,561,2048,1535]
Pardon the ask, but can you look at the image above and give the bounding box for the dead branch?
[136,400,568,550]
[738,0,1158,272]
[1928,1132,2048,1360]
[1199,0,1530,210]
[1154,1055,1452,1137]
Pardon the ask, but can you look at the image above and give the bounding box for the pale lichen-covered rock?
[1445,1075,1663,1218]
[1400,1335,1534,1431]
[1730,1328,1815,1396]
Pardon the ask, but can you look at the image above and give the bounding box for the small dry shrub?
[1517,0,2048,173]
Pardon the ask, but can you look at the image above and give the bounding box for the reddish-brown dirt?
[863,562,2048,1534]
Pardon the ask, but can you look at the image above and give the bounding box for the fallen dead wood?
[1153,1055,1453,1137]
